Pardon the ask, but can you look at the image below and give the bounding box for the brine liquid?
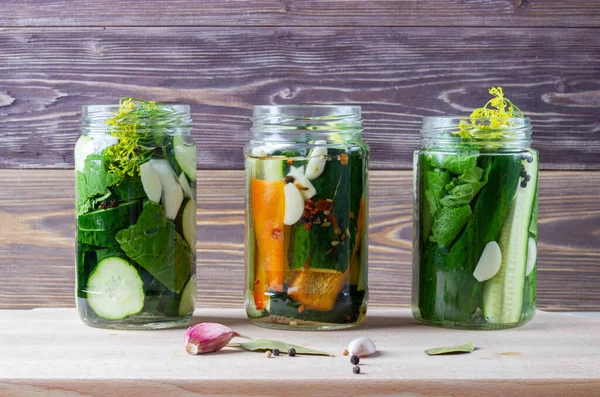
[245,146,368,330]
[412,150,538,330]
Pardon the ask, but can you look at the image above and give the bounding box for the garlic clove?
[347,337,377,357]
[185,323,240,355]
[287,166,316,200]
[283,183,305,225]
[305,140,328,180]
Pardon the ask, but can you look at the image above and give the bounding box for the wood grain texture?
[2,0,600,28]
[1,309,600,396]
[1,27,599,170]
[0,169,598,310]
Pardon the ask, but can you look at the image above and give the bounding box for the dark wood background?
[0,0,598,310]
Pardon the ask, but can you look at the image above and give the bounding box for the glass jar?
[244,105,369,330]
[75,99,197,329]
[412,116,538,329]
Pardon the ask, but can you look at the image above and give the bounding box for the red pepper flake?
[298,305,305,314]
[315,200,333,212]
[272,228,282,239]
[306,200,314,206]
[286,158,294,165]
[345,314,352,322]
[349,211,355,219]
[254,280,260,285]
[304,223,312,230]
[339,153,349,166]
[285,176,295,184]
[110,199,119,208]
[100,201,108,210]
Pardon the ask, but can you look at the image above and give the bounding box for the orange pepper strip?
[250,179,285,304]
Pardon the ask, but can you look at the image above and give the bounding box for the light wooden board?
[1,27,599,169]
[2,0,600,27]
[0,169,599,311]
[0,308,599,397]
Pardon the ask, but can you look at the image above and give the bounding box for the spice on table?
[342,349,349,356]
[353,366,361,374]
[273,348,280,356]
[350,355,360,365]
[288,348,297,357]
[265,350,272,358]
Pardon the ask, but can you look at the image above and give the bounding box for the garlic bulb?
[347,337,377,357]
[184,323,240,355]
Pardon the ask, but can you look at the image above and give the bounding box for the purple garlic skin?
[184,323,240,355]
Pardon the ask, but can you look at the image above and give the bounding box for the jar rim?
[253,104,361,118]
[82,104,190,113]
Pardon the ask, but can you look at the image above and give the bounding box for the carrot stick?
[250,178,285,299]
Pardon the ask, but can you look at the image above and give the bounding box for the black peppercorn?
[273,348,280,356]
[525,174,531,182]
[288,348,296,357]
[526,156,533,163]
[521,181,528,188]
[350,355,360,365]
[353,366,361,374]
[155,146,164,156]
[520,153,528,160]
[520,170,528,178]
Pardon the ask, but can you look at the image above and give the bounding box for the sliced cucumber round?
[173,135,197,182]
[86,257,145,320]
[178,276,197,316]
[182,199,197,247]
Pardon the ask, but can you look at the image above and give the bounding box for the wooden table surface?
[1,308,599,396]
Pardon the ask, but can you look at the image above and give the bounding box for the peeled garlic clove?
[288,166,316,200]
[472,241,502,282]
[348,337,376,357]
[283,183,305,225]
[305,140,328,180]
[184,323,240,355]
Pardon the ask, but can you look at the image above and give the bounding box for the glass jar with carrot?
[245,105,369,330]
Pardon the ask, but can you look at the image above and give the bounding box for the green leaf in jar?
[229,340,333,356]
[425,341,475,356]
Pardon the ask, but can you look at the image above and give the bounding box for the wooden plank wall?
[0,1,599,310]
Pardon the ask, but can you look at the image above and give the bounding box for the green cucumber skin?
[483,152,539,324]
[77,228,121,248]
[290,148,365,273]
[111,178,147,201]
[77,200,143,230]
[418,154,521,323]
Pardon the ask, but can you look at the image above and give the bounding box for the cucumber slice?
[483,155,538,324]
[179,172,194,198]
[86,257,145,320]
[178,276,197,316]
[140,161,163,203]
[74,135,94,172]
[182,199,197,247]
[78,201,142,230]
[78,228,121,248]
[526,237,537,277]
[173,135,197,181]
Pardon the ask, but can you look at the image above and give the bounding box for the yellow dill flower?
[104,97,163,178]
[457,87,523,138]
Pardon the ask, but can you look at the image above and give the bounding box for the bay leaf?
[229,340,333,357]
[425,341,475,356]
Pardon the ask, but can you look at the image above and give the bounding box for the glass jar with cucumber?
[75,98,197,329]
[412,88,538,329]
[245,105,369,330]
